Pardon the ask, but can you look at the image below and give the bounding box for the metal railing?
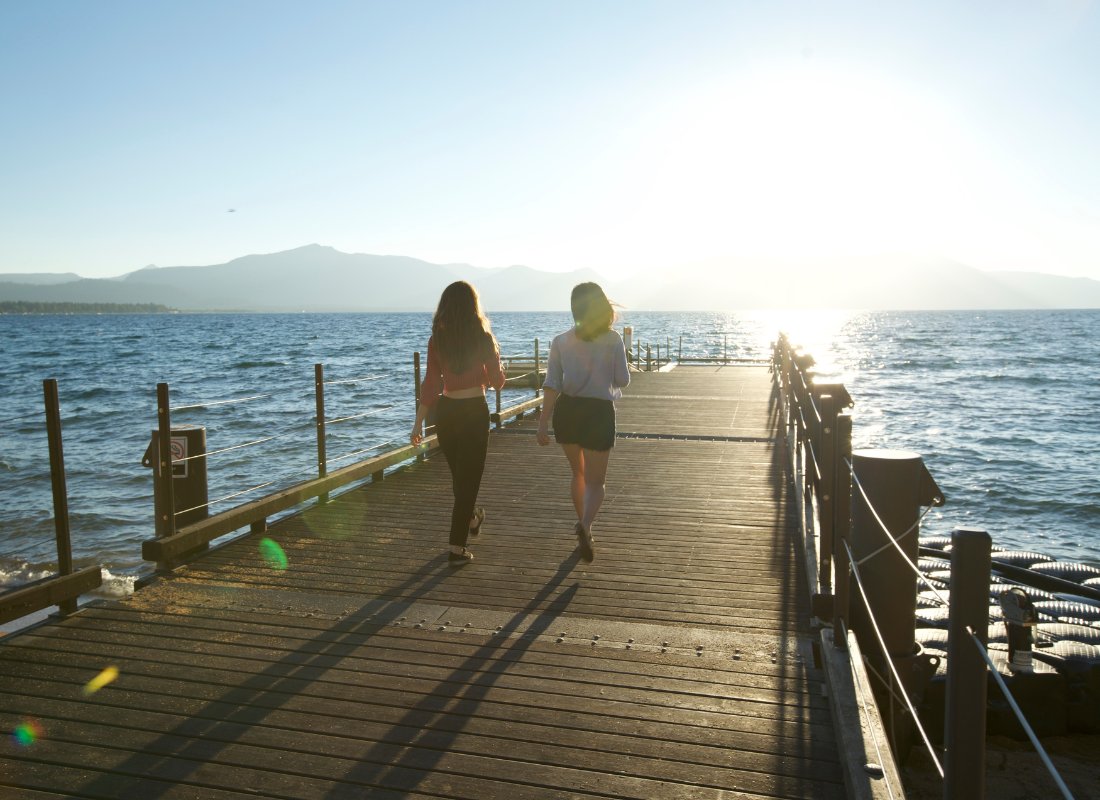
[774,333,1077,799]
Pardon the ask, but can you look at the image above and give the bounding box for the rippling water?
[1,309,1097,598]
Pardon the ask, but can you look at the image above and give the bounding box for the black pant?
[433,395,490,547]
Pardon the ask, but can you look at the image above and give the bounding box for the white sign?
[170,436,188,479]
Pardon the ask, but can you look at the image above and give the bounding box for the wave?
[70,386,121,401]
[0,559,137,598]
[233,360,287,369]
[4,309,1099,575]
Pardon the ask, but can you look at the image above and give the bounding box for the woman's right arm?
[537,388,559,446]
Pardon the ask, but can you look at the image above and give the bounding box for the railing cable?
[170,392,275,412]
[175,480,278,516]
[326,440,397,465]
[840,619,903,800]
[847,458,948,606]
[323,374,385,386]
[174,460,329,517]
[967,629,1076,800]
[326,404,396,425]
[173,434,281,463]
[845,540,945,778]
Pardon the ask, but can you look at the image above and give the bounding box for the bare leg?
[580,448,611,531]
[560,443,585,520]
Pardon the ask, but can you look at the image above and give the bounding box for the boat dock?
[0,364,877,798]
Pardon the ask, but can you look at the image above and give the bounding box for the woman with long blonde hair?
[536,282,630,562]
[411,281,505,563]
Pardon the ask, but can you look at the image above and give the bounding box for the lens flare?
[259,537,288,570]
[12,720,42,746]
[83,665,119,695]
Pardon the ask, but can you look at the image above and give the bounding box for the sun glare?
[624,65,979,273]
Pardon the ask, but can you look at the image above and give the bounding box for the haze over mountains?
[1,244,1098,311]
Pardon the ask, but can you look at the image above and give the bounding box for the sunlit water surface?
[2,309,1097,600]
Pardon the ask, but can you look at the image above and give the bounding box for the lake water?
[2,309,1098,601]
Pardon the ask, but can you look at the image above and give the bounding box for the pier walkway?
[0,366,844,799]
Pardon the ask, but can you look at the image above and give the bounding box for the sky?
[1,0,1098,283]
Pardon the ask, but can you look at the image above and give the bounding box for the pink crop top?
[419,335,506,408]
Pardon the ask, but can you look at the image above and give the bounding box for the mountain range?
[2,245,1098,311]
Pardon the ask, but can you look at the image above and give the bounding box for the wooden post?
[833,411,853,645]
[646,344,651,372]
[413,352,424,459]
[314,364,328,503]
[944,528,991,800]
[43,379,76,615]
[678,335,682,363]
[635,339,640,365]
[495,386,502,430]
[724,334,728,363]
[154,383,176,543]
[534,337,541,396]
[817,392,838,594]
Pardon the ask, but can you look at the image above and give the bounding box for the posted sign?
[170,436,188,478]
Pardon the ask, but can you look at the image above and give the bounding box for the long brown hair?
[432,281,497,372]
[570,282,616,342]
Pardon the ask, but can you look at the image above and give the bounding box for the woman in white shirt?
[536,283,630,562]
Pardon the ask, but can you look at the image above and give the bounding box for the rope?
[968,629,1076,799]
[846,541,946,778]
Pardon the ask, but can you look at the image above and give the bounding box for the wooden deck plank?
[0,366,845,799]
[0,653,837,759]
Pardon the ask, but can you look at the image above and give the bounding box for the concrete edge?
[821,628,908,800]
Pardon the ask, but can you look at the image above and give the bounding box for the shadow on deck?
[0,366,845,799]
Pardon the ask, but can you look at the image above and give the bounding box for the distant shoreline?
[0,301,176,314]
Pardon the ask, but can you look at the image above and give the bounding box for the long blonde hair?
[432,281,497,372]
[570,282,616,342]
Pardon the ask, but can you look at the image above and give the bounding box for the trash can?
[141,426,209,534]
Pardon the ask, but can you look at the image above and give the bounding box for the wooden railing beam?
[143,395,542,566]
[0,566,102,625]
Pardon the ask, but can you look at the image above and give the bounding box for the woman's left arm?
[410,402,430,446]
[485,338,506,391]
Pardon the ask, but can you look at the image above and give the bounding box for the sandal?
[468,507,485,536]
[448,547,474,564]
[575,522,595,563]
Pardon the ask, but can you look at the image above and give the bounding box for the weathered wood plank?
[0,365,844,799]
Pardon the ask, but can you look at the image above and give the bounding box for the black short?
[552,394,616,451]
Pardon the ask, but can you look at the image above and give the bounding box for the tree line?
[0,301,175,314]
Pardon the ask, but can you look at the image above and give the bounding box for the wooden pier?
[0,366,852,799]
